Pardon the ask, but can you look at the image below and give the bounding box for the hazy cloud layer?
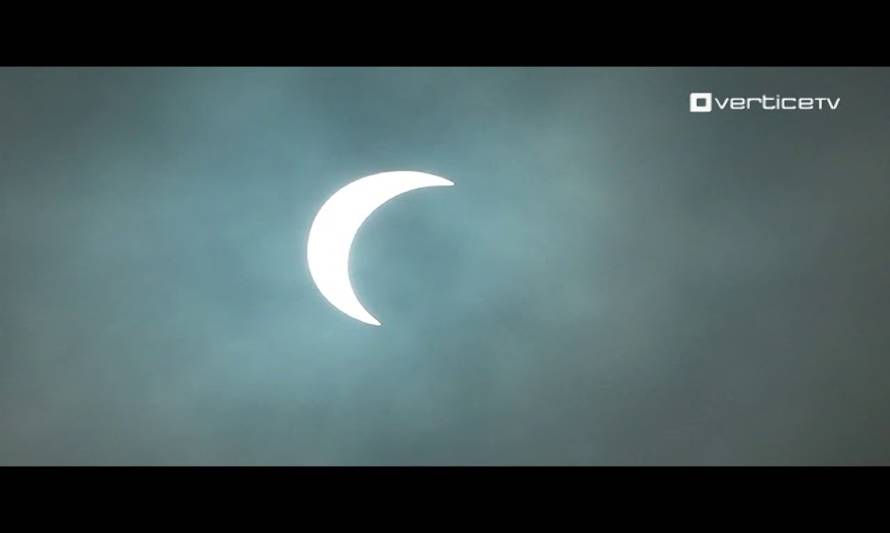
[1,68,889,464]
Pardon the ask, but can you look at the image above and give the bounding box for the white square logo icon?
[690,92,712,112]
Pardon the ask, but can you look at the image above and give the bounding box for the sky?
[1,67,889,465]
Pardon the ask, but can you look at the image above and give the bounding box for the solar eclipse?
[306,171,454,326]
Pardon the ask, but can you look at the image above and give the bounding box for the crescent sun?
[306,171,454,326]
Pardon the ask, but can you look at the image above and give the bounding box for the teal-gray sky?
[2,67,889,464]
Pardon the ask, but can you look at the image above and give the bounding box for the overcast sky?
[1,67,889,464]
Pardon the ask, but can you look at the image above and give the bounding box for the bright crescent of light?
[307,171,454,326]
